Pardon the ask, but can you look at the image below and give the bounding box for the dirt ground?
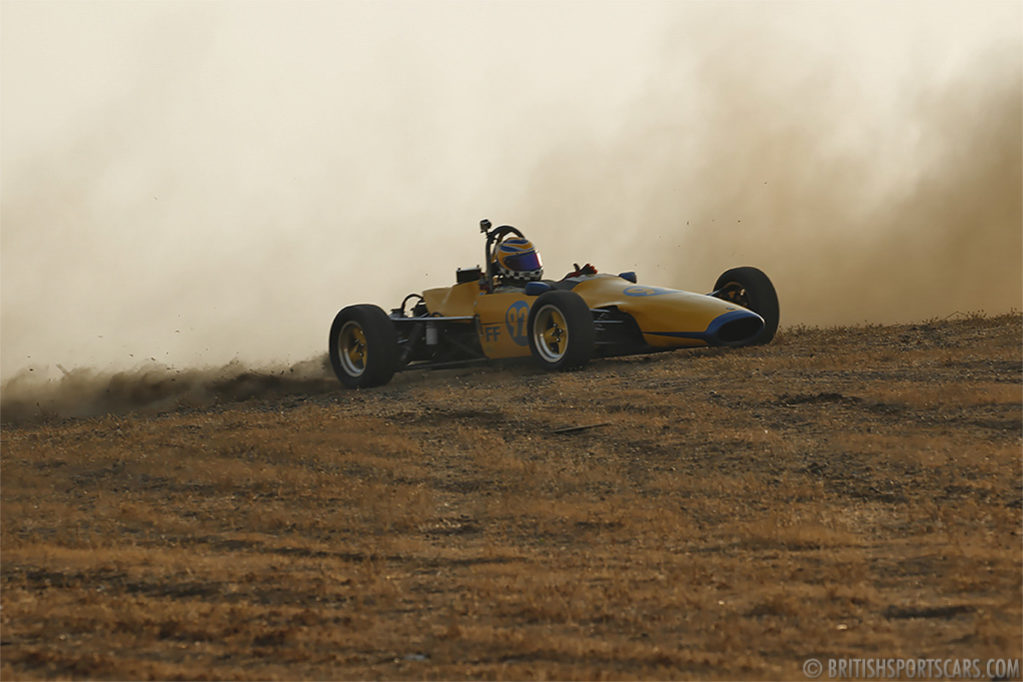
[1,314,1020,680]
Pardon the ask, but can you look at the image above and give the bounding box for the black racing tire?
[527,291,595,371]
[713,267,780,345]
[328,305,399,388]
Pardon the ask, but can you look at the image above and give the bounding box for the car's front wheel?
[328,305,398,388]
[527,291,595,371]
[713,267,780,345]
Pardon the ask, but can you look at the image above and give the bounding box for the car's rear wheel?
[527,291,595,370]
[329,305,398,388]
[713,267,780,345]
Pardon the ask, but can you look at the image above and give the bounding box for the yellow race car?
[329,220,779,388]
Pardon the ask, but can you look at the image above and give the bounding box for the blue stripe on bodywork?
[646,330,707,340]
[646,309,762,344]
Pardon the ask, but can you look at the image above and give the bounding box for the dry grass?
[2,315,1020,680]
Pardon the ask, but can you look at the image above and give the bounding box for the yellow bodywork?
[571,275,742,348]
[423,274,751,359]
[423,284,533,358]
[474,291,534,358]
[422,282,479,317]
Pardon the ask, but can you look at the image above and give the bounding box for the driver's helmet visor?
[504,251,542,272]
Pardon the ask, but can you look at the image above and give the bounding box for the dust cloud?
[0,356,334,424]
[2,2,1020,420]
[515,2,1022,324]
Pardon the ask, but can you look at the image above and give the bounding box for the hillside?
[2,314,1020,680]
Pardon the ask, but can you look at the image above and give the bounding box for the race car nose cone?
[706,309,764,346]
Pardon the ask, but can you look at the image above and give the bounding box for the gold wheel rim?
[533,305,569,363]
[338,321,367,376]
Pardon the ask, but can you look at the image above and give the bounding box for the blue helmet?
[494,238,543,283]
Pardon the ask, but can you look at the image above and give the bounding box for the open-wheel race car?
[329,219,779,388]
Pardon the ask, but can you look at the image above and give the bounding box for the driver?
[493,237,544,287]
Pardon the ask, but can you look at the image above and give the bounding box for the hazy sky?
[2,1,1020,381]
